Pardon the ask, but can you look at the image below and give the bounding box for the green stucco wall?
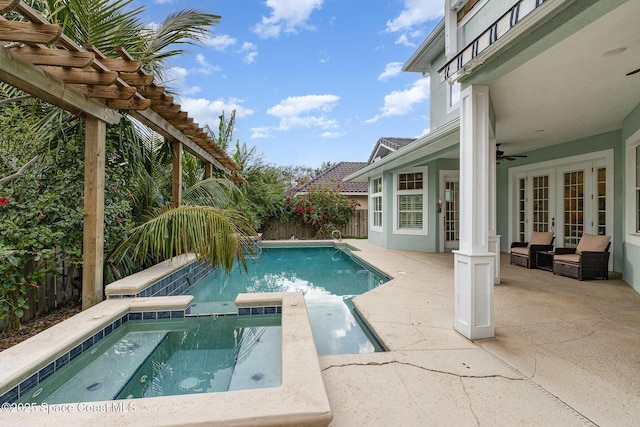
[430,51,460,130]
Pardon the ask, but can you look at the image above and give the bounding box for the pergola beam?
[0,20,61,44]
[0,45,120,124]
[12,46,95,68]
[132,108,229,173]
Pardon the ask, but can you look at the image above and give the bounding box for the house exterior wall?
[368,157,460,253]
[429,50,461,130]
[495,129,624,272]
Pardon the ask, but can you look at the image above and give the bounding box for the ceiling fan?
[496,144,527,163]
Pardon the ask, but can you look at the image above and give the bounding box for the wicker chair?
[510,231,555,269]
[553,233,611,280]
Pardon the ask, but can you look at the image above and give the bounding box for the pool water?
[16,315,281,404]
[189,246,388,355]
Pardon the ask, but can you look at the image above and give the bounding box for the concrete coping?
[104,253,196,297]
[0,292,332,426]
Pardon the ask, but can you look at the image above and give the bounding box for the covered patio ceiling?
[486,0,640,155]
[0,0,238,173]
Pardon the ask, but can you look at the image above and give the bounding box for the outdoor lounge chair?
[510,231,555,269]
[553,233,611,280]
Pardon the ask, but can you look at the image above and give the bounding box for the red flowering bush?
[286,183,358,237]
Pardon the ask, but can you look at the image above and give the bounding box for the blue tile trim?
[107,260,215,299]
[238,306,282,316]
[0,307,189,404]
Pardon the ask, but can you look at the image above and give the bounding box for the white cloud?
[268,94,340,131]
[395,33,415,47]
[164,67,201,95]
[181,97,254,131]
[378,62,404,81]
[321,131,341,138]
[386,0,443,33]
[204,34,237,51]
[253,0,324,38]
[194,54,221,75]
[239,42,258,64]
[366,77,430,123]
[250,127,272,139]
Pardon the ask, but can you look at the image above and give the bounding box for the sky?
[138,0,444,168]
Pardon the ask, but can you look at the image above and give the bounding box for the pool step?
[43,331,168,404]
[228,326,281,391]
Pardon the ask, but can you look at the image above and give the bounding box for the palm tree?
[4,1,254,283]
[107,177,255,279]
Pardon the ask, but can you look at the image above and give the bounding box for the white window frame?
[370,176,383,232]
[393,167,428,235]
[447,82,461,113]
[626,129,640,246]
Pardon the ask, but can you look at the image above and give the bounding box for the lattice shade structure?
[0,0,238,174]
[0,0,241,310]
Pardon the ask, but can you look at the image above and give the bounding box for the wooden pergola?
[0,0,240,309]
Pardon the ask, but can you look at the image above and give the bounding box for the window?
[393,168,428,235]
[370,177,383,232]
[447,82,461,113]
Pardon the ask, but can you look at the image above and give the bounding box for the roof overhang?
[403,19,446,74]
[345,119,460,182]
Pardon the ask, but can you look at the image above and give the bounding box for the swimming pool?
[15,315,281,404]
[189,245,388,355]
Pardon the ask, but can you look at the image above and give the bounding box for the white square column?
[454,85,495,339]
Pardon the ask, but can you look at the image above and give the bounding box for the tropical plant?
[286,182,359,238]
[107,177,255,278]
[0,0,226,328]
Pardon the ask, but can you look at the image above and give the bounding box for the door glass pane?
[518,178,526,242]
[532,175,549,232]
[445,180,459,241]
[563,170,584,247]
[597,167,606,235]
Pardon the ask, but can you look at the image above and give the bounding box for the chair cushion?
[529,231,554,246]
[554,253,580,264]
[576,233,610,254]
[511,246,530,256]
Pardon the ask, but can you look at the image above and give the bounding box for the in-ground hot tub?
[0,291,332,426]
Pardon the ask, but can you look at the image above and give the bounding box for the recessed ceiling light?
[603,47,627,57]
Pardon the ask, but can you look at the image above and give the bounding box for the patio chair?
[510,231,555,269]
[553,233,611,280]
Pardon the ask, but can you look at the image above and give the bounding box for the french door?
[514,159,610,251]
[440,171,459,251]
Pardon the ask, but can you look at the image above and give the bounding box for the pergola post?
[204,162,212,179]
[82,116,106,310]
[172,141,183,208]
[453,84,495,340]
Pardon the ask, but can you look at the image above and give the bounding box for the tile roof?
[295,162,369,194]
[367,137,416,163]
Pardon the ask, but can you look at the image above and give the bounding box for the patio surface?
[321,240,640,426]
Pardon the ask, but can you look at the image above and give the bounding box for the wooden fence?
[260,209,368,240]
[0,261,80,331]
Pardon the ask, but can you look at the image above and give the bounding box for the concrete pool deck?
[323,240,640,426]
